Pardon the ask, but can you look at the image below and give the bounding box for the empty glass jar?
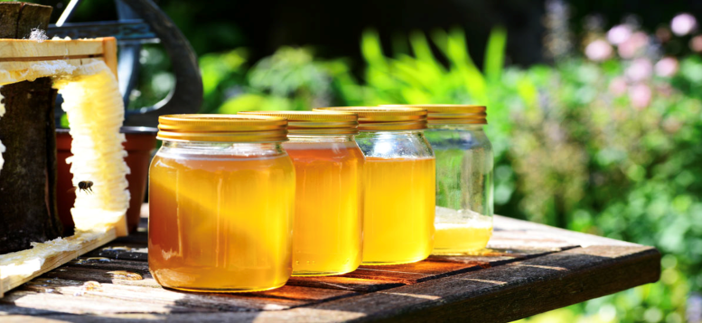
[149,114,295,292]
[240,111,364,276]
[316,107,435,265]
[389,105,493,254]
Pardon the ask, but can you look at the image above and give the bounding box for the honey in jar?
[316,107,436,265]
[386,104,494,254]
[148,115,295,292]
[240,111,364,276]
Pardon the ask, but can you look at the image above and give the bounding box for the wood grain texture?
[0,3,22,39]
[15,3,52,39]
[0,212,661,322]
[0,78,61,255]
[0,39,105,61]
[0,229,117,297]
[101,37,118,79]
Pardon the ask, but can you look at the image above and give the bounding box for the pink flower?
[655,57,679,77]
[671,13,697,36]
[618,32,649,59]
[609,77,628,96]
[629,84,652,109]
[607,25,632,45]
[691,35,702,53]
[585,40,613,61]
[626,58,653,82]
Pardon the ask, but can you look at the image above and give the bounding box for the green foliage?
[197,27,702,321]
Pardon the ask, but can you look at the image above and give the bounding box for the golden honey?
[362,157,436,265]
[148,114,295,292]
[283,141,364,276]
[433,224,493,252]
[149,153,295,292]
[387,105,494,255]
[239,110,364,276]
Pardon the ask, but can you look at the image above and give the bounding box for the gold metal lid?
[238,111,359,135]
[382,104,487,125]
[157,114,288,142]
[314,106,427,131]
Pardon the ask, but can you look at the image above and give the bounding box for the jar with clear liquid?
[387,105,493,254]
[316,107,436,265]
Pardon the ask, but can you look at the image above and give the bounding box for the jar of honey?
[240,111,364,276]
[388,105,493,254]
[315,107,435,265]
[148,114,295,292]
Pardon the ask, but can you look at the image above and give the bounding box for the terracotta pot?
[56,127,158,234]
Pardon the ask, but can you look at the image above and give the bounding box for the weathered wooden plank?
[288,276,405,293]
[66,257,150,273]
[0,229,117,298]
[342,261,487,284]
[42,266,159,288]
[0,290,200,314]
[253,245,660,323]
[428,246,575,267]
[245,285,357,302]
[17,277,303,312]
[84,244,149,261]
[46,265,356,303]
[492,215,636,247]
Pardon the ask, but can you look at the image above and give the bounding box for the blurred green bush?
[196,25,701,322]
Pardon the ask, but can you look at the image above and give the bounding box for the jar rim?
[381,104,487,125]
[238,110,359,135]
[314,106,427,131]
[157,114,288,143]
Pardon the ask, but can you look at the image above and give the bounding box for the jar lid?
[314,106,427,131]
[157,114,288,142]
[382,104,487,125]
[238,111,359,135]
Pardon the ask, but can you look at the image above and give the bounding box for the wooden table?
[0,207,660,322]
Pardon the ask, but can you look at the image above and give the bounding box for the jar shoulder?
[355,131,434,159]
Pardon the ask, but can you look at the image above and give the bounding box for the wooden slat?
[0,228,116,297]
[101,37,118,79]
[245,285,356,302]
[84,245,148,261]
[288,276,405,293]
[0,39,105,61]
[1,290,200,314]
[18,277,303,312]
[342,261,487,284]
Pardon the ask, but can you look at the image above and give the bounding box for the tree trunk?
[0,2,62,254]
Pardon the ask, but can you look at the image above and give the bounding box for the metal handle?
[120,0,203,126]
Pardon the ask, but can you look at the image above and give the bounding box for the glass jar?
[148,114,295,292]
[391,105,493,254]
[316,107,435,265]
[240,111,364,276]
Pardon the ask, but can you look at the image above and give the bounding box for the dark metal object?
[48,0,203,127]
[47,20,157,44]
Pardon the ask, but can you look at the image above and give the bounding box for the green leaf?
[484,25,507,84]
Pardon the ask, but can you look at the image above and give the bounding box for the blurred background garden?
[20,0,702,321]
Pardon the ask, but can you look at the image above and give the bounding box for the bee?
[68,181,94,194]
